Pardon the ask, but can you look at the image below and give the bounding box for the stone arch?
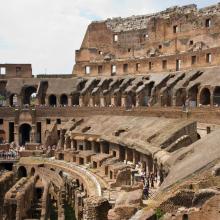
[17,166,27,178]
[9,93,18,106]
[200,88,211,105]
[213,86,220,106]
[19,123,32,145]
[176,88,186,106]
[48,94,57,106]
[23,86,37,105]
[30,167,35,176]
[60,94,68,106]
[188,84,199,107]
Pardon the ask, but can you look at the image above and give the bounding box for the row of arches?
[8,92,80,107]
[161,86,220,107]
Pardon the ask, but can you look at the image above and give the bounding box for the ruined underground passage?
[1,2,220,220]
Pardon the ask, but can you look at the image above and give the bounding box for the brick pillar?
[111,96,115,106]
[17,95,22,106]
[121,96,126,107]
[100,96,105,107]
[68,96,72,107]
[14,124,19,145]
[136,95,140,107]
[172,95,177,106]
[79,96,83,107]
[57,96,60,107]
[31,125,36,143]
[89,97,94,107]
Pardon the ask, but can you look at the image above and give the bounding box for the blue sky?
[0,0,219,75]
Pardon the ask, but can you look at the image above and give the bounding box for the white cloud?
[0,0,218,74]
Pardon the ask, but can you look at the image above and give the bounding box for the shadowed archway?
[19,123,31,145]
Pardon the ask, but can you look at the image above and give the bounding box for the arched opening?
[60,94,68,106]
[126,92,136,108]
[30,167,35,176]
[200,88,211,105]
[23,86,37,105]
[114,93,122,107]
[176,89,186,106]
[188,84,199,107]
[76,179,80,187]
[72,93,80,106]
[119,146,126,161]
[49,94,57,106]
[213,86,220,106]
[59,170,63,177]
[182,214,188,220]
[9,94,18,106]
[19,123,31,145]
[17,166,27,178]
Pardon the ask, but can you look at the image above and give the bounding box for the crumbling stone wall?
[83,196,110,220]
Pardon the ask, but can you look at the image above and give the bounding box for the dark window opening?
[176,59,181,71]
[159,45,162,49]
[128,48,131,52]
[16,67,22,73]
[191,56,197,65]
[123,64,128,73]
[149,62,152,70]
[36,122,41,143]
[0,119,3,124]
[162,60,167,70]
[46,119,51,124]
[206,53,212,63]
[9,122,14,143]
[56,119,61,124]
[98,65,103,74]
[189,40,194,46]
[205,18,211,28]
[173,25,178,33]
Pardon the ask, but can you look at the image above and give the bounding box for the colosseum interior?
[1,3,220,220]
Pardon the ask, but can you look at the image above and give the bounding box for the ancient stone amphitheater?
[1,3,220,220]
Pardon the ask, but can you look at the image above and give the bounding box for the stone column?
[111,96,115,106]
[79,96,84,107]
[17,95,22,107]
[89,97,94,107]
[100,96,105,107]
[14,124,19,145]
[172,95,176,106]
[91,141,95,152]
[68,96,72,107]
[31,125,36,143]
[71,140,74,150]
[132,150,138,165]
[57,96,60,107]
[121,96,126,107]
[45,95,49,106]
[136,95,140,107]
[100,142,105,154]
